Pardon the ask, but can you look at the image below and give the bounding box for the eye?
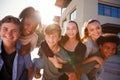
[12,29,18,33]
[1,27,7,32]
[66,27,70,30]
[96,26,101,30]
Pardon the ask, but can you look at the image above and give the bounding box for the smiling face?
[45,33,61,48]
[44,24,61,48]
[0,22,20,45]
[100,42,117,59]
[21,17,37,36]
[66,22,78,39]
[87,22,102,41]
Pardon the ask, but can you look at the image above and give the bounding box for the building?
[55,0,120,36]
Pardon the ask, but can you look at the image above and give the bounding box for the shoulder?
[85,38,98,49]
[85,38,94,45]
[106,54,120,63]
[56,46,69,61]
[76,41,86,51]
[97,55,120,80]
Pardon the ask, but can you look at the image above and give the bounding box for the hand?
[19,42,31,56]
[94,56,104,66]
[34,72,41,79]
[34,68,41,79]
[68,72,77,80]
[56,57,67,64]
[48,56,63,68]
[94,64,101,68]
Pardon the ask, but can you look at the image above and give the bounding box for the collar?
[0,39,21,54]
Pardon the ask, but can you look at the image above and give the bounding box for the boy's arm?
[83,56,104,66]
[19,43,31,56]
[34,48,44,79]
[28,67,34,80]
[48,56,63,69]
[24,53,33,80]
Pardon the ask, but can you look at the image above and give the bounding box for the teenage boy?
[34,23,69,80]
[0,15,33,80]
[84,33,120,80]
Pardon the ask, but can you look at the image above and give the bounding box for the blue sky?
[0,0,61,25]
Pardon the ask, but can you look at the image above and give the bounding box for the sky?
[0,0,61,25]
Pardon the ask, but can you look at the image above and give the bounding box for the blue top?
[0,39,33,80]
[96,55,120,80]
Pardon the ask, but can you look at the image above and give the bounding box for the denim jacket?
[0,39,33,80]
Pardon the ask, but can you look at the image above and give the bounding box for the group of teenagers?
[0,6,120,80]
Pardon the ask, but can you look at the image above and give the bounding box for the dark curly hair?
[97,33,120,46]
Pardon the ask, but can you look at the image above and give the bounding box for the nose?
[49,36,54,40]
[7,31,12,36]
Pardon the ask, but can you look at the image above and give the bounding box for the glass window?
[118,9,120,18]
[98,4,104,15]
[98,3,120,18]
[104,5,111,16]
[111,7,118,17]
[70,9,76,20]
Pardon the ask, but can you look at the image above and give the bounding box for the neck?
[68,37,78,42]
[3,43,16,54]
[50,45,59,54]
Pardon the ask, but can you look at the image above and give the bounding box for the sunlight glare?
[0,0,60,25]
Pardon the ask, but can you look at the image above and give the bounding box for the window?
[104,6,111,16]
[98,3,120,18]
[118,9,120,18]
[70,9,76,20]
[111,7,117,17]
[98,4,104,15]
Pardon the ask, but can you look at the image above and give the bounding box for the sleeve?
[24,53,33,69]
[84,41,92,58]
[38,47,42,57]
[80,61,98,73]
[33,58,44,69]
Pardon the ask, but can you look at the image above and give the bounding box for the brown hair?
[19,7,42,30]
[0,15,20,29]
[60,20,81,45]
[81,19,101,42]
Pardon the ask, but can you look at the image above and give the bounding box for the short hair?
[44,23,61,37]
[97,33,120,46]
[0,15,20,28]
